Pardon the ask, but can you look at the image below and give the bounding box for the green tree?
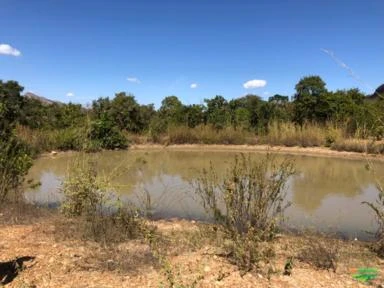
[159,95,184,126]
[293,76,328,124]
[183,104,205,128]
[205,95,230,129]
[0,80,24,138]
[110,92,142,132]
[0,80,33,202]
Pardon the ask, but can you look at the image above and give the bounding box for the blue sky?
[1,0,383,107]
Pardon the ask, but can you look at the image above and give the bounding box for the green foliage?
[194,153,295,271]
[3,77,384,153]
[89,114,128,150]
[293,76,328,124]
[205,95,231,129]
[0,81,33,203]
[0,80,24,138]
[0,136,33,202]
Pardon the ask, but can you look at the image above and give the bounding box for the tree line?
[1,76,384,152]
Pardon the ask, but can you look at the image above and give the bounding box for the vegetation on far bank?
[1,76,384,155]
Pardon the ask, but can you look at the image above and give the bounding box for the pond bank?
[0,212,382,287]
[130,144,384,162]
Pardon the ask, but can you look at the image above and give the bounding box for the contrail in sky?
[321,48,373,91]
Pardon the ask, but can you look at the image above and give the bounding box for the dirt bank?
[131,144,384,162]
[1,214,383,287]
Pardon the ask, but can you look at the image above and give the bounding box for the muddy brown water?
[25,150,384,240]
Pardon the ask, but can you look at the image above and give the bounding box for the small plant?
[193,153,295,272]
[283,256,294,276]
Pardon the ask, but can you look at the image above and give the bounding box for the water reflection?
[25,150,383,239]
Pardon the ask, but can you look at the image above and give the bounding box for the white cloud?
[0,44,21,56]
[243,79,267,89]
[190,83,198,89]
[127,77,141,84]
[66,92,75,97]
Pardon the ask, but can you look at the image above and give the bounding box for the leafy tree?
[183,104,205,128]
[0,81,33,202]
[0,80,24,138]
[89,114,128,150]
[293,76,328,124]
[109,92,142,132]
[266,94,291,122]
[205,95,230,129]
[159,95,184,126]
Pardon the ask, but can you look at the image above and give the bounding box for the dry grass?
[260,122,344,148]
[166,125,257,145]
[332,138,384,154]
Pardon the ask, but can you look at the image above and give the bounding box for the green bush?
[89,117,128,150]
[0,137,33,202]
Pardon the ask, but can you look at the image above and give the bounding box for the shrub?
[297,236,339,272]
[89,117,128,150]
[362,164,384,256]
[0,136,33,202]
[60,155,143,243]
[193,153,295,271]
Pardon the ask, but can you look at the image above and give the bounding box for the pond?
[25,149,384,240]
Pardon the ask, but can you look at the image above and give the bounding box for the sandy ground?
[130,144,384,162]
[43,144,384,162]
[1,216,383,287]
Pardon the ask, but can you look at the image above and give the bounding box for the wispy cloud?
[127,77,141,84]
[321,48,372,90]
[243,79,267,89]
[190,83,198,89]
[66,92,75,97]
[0,44,21,56]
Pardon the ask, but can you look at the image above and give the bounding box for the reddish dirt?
[1,216,383,287]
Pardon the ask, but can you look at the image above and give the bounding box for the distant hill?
[366,84,384,101]
[23,92,62,105]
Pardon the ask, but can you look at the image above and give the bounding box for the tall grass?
[261,121,343,147]
[16,125,85,153]
[331,138,384,154]
[166,125,257,145]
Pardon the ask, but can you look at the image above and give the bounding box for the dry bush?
[193,153,295,272]
[362,163,384,257]
[60,154,146,244]
[297,236,339,272]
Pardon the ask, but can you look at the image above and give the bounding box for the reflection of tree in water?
[26,151,383,216]
[291,156,381,212]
